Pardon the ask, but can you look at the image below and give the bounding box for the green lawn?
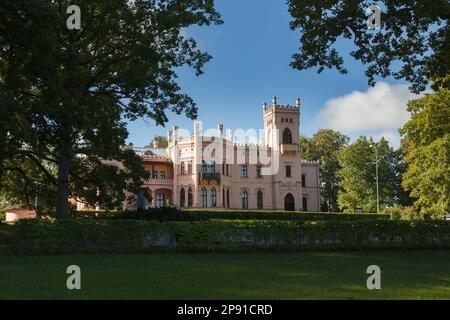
[0,250,449,299]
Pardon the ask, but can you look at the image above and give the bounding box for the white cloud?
[316,82,421,148]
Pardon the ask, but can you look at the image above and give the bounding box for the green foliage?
[184,209,388,221]
[385,206,422,221]
[146,135,169,148]
[287,0,450,93]
[0,0,222,218]
[75,207,200,222]
[6,218,450,254]
[74,208,389,221]
[400,89,450,219]
[337,137,405,213]
[300,129,350,211]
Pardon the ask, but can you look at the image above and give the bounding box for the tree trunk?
[56,146,70,219]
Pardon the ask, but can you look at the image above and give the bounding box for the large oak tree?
[287,0,449,93]
[0,0,222,218]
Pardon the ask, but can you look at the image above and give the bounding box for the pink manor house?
[118,97,320,212]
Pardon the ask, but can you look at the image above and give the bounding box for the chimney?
[262,101,267,111]
[296,98,301,108]
[152,140,158,148]
[217,124,224,137]
[272,96,277,107]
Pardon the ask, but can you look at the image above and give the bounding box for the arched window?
[180,188,185,207]
[201,160,207,173]
[209,161,216,173]
[156,193,165,208]
[201,187,207,207]
[257,190,263,209]
[188,187,193,207]
[180,161,185,175]
[282,128,292,144]
[227,189,230,208]
[241,190,248,209]
[284,193,295,211]
[211,188,217,207]
[241,165,248,178]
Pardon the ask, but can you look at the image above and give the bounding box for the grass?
[0,250,449,299]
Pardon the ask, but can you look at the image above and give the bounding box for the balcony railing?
[147,178,173,185]
[280,143,299,154]
[198,172,221,184]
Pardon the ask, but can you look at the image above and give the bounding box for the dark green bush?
[75,207,200,222]
[185,209,389,221]
[7,218,450,254]
[384,206,423,221]
[74,208,389,222]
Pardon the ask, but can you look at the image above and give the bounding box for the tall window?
[188,161,192,174]
[226,164,229,176]
[152,170,158,179]
[180,161,185,175]
[302,175,306,187]
[282,128,292,144]
[201,160,207,173]
[302,197,308,211]
[286,165,291,178]
[227,189,230,208]
[241,165,248,178]
[160,171,166,179]
[156,193,165,207]
[241,190,248,209]
[222,188,225,207]
[201,187,207,207]
[222,163,225,175]
[256,165,262,178]
[211,188,217,207]
[257,190,263,209]
[209,161,216,173]
[180,188,185,207]
[188,187,193,207]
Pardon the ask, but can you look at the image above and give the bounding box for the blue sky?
[126,0,418,148]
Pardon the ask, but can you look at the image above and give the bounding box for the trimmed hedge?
[74,208,390,221]
[184,209,390,221]
[75,207,199,222]
[3,218,449,254]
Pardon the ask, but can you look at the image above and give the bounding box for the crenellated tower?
[262,96,302,210]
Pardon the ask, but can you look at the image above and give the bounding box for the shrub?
[185,209,389,221]
[75,207,200,222]
[74,208,390,222]
[385,206,423,221]
[7,218,450,254]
